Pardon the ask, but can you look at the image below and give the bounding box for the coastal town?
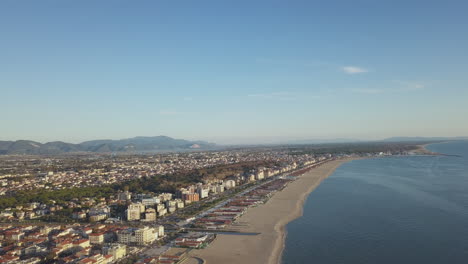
[0,145,415,263]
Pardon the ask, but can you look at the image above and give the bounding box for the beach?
[191,158,357,264]
[410,144,441,155]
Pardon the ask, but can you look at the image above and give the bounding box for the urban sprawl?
[0,147,408,263]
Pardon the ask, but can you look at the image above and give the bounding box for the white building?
[158,208,167,217]
[103,244,126,260]
[156,204,166,212]
[224,180,236,189]
[142,197,160,206]
[158,193,173,202]
[216,185,225,193]
[255,170,265,180]
[175,199,185,209]
[144,208,157,221]
[157,225,165,238]
[198,187,209,199]
[117,227,157,245]
[126,203,145,221]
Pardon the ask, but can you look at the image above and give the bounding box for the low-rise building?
[89,233,104,244]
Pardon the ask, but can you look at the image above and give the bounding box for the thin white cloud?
[183,97,193,101]
[351,88,384,94]
[342,66,369,74]
[393,80,425,91]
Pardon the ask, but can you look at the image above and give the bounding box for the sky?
[1,0,467,144]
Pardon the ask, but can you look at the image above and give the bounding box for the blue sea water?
[282,141,468,264]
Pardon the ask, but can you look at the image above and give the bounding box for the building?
[158,193,173,202]
[141,197,160,206]
[126,203,145,221]
[224,180,236,189]
[174,232,215,249]
[182,193,199,202]
[118,191,132,201]
[117,227,157,245]
[89,214,108,222]
[157,225,164,238]
[89,206,110,217]
[89,233,104,244]
[197,187,209,199]
[157,208,167,217]
[73,239,90,248]
[103,244,126,260]
[72,211,87,220]
[144,209,156,221]
[175,199,185,209]
[255,170,264,180]
[216,185,225,193]
[165,200,177,208]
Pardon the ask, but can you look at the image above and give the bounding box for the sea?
[282,141,468,264]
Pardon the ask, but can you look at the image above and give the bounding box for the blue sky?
[1,0,467,144]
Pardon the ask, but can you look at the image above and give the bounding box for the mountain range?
[0,136,216,155]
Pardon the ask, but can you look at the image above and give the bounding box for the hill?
[0,136,216,155]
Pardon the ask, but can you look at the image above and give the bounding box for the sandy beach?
[411,144,440,155]
[191,158,358,264]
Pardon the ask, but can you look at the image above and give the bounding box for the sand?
[411,144,440,155]
[192,158,358,264]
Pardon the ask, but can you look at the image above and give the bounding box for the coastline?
[411,143,441,156]
[192,158,360,264]
[412,144,434,155]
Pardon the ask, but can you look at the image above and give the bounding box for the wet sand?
[192,158,358,264]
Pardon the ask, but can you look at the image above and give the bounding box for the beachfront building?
[182,193,199,202]
[156,203,165,212]
[225,179,236,189]
[175,199,185,209]
[174,232,215,249]
[198,187,209,199]
[255,170,265,180]
[157,208,167,217]
[157,225,164,238]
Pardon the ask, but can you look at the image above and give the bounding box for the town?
[0,145,415,263]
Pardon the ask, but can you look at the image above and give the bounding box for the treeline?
[0,160,276,210]
[0,186,115,209]
[116,160,278,194]
[287,142,421,155]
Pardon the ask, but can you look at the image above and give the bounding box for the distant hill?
[0,136,216,155]
[382,136,468,142]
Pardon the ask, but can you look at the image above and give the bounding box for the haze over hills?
[381,136,468,142]
[0,136,216,155]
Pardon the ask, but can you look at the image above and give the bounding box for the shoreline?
[192,158,361,264]
[412,144,437,155]
[271,158,361,264]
